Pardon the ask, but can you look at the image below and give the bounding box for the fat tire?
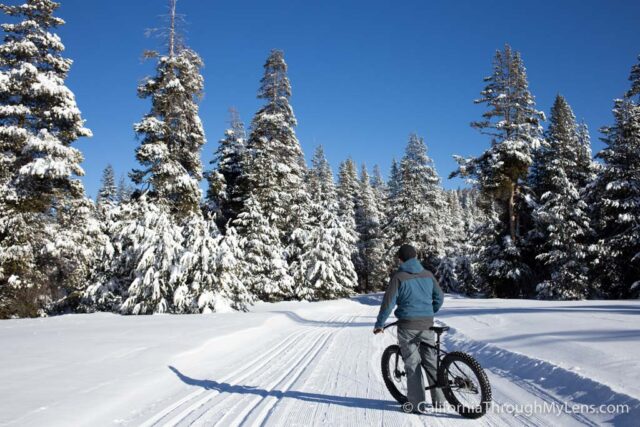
[438,351,492,419]
[380,345,408,404]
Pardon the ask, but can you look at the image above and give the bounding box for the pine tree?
[206,107,247,226]
[387,158,401,202]
[116,175,133,204]
[370,164,388,220]
[290,147,358,300]
[575,121,597,191]
[354,164,386,293]
[130,0,206,219]
[528,95,594,299]
[443,190,465,255]
[0,0,94,318]
[97,164,117,209]
[177,214,251,313]
[386,133,446,268]
[435,255,458,293]
[590,59,640,297]
[337,158,359,226]
[234,196,293,302]
[240,50,309,241]
[451,44,544,297]
[207,226,252,311]
[83,165,119,312]
[453,44,544,243]
[117,195,185,314]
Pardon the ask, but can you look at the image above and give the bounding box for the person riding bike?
[373,244,446,413]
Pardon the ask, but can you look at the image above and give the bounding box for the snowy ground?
[1,295,638,426]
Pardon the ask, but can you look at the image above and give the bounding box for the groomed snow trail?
[2,296,637,426]
[130,300,601,427]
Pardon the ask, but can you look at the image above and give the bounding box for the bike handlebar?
[383,321,399,330]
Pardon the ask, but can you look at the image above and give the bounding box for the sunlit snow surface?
[1,295,638,426]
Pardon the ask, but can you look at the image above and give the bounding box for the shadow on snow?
[167,366,459,419]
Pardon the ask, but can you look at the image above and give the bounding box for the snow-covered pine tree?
[435,255,458,293]
[590,57,640,297]
[455,188,484,295]
[115,175,133,204]
[575,121,597,191]
[176,214,252,313]
[208,225,252,311]
[0,0,94,318]
[443,190,465,255]
[370,164,388,222]
[528,95,594,299]
[205,107,247,227]
[116,194,185,314]
[336,158,359,228]
[385,133,446,268]
[130,0,206,219]
[233,195,293,302]
[451,44,544,297]
[387,158,401,202]
[290,146,357,300]
[81,164,120,312]
[96,164,117,210]
[240,50,309,243]
[354,164,387,293]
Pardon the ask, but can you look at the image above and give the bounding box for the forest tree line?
[0,0,638,319]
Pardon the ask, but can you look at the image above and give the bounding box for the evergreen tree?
[386,133,446,268]
[354,164,386,293]
[370,164,388,219]
[96,164,117,208]
[387,158,401,202]
[177,215,251,313]
[291,147,358,300]
[529,95,594,299]
[234,196,293,302]
[590,60,640,297]
[435,255,458,293]
[240,50,309,241]
[206,107,247,226]
[443,190,465,255]
[0,0,94,318]
[575,121,597,191]
[208,226,252,311]
[336,158,359,226]
[116,175,133,204]
[117,195,185,314]
[451,44,544,297]
[130,1,206,219]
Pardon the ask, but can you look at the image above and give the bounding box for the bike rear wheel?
[380,345,408,404]
[437,351,492,419]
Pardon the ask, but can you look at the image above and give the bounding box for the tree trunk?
[508,183,516,242]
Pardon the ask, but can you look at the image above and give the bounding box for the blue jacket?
[375,258,444,329]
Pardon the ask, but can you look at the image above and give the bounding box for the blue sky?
[46,0,640,198]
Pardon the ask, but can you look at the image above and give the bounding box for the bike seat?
[430,326,450,334]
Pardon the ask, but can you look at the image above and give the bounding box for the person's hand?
[373,327,384,335]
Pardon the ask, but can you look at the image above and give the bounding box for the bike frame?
[383,320,448,390]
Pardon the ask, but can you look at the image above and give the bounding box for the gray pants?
[397,327,447,408]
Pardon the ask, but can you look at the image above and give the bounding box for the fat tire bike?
[380,321,492,418]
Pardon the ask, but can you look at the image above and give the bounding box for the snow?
[1,294,638,426]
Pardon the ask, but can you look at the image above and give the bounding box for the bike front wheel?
[380,344,408,404]
[438,351,492,419]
